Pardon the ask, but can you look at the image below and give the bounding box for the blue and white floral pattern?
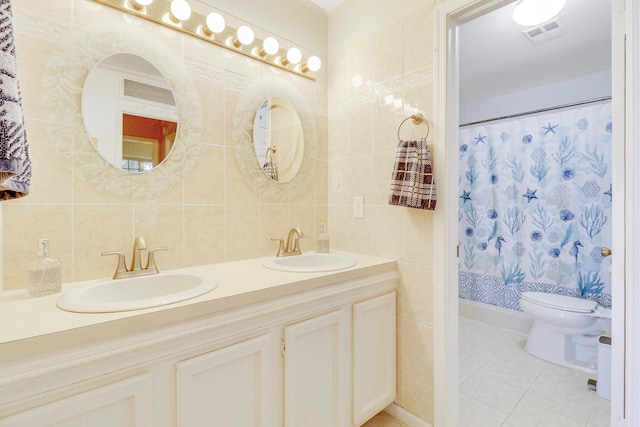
[458,102,612,310]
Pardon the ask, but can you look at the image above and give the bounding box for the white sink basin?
[263,252,356,273]
[56,273,218,313]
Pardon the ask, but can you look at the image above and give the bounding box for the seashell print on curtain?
[458,101,612,310]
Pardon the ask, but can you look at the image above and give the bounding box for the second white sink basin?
[56,273,218,313]
[263,252,356,273]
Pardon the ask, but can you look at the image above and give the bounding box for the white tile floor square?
[459,317,611,427]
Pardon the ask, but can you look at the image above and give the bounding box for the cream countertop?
[0,251,396,363]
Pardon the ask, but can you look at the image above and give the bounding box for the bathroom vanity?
[0,252,397,427]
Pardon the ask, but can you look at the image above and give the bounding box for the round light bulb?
[262,37,280,56]
[236,26,255,46]
[170,0,191,22]
[129,0,152,10]
[306,56,322,72]
[512,0,565,26]
[286,47,302,65]
[205,12,225,33]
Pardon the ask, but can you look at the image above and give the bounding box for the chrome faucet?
[102,236,168,279]
[271,227,304,257]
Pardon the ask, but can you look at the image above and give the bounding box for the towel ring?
[397,112,430,141]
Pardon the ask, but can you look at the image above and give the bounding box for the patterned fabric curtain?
[0,0,31,200]
[458,101,612,310]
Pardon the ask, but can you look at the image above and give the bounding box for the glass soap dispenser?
[317,223,330,253]
[26,238,62,297]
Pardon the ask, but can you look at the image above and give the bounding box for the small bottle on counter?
[26,238,62,297]
[316,223,330,253]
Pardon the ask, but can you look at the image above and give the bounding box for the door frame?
[432,0,632,425]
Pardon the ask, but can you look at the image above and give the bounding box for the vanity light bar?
[92,0,320,81]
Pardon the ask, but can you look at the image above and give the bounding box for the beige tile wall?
[4,0,435,424]
[328,0,436,423]
[2,0,328,289]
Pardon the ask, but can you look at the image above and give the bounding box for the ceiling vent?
[521,18,567,44]
[123,79,176,106]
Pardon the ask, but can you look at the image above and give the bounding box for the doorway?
[432,0,628,425]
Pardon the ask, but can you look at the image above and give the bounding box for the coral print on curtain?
[458,101,612,310]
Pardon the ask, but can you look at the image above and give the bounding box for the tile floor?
[362,412,408,427]
[459,316,611,427]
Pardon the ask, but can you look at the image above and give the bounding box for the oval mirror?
[82,53,179,173]
[234,76,317,202]
[253,96,304,183]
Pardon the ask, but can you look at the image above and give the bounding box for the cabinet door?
[283,308,350,427]
[0,374,153,427]
[353,292,396,426]
[176,334,275,427]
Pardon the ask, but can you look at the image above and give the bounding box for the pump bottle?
[26,238,62,297]
[317,223,330,253]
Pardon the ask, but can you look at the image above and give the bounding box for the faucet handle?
[271,238,285,257]
[146,247,168,272]
[102,251,128,279]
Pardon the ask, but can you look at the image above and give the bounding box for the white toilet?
[520,291,611,374]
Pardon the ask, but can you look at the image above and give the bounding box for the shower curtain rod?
[459,96,612,127]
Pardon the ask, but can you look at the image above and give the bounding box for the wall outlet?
[353,196,364,218]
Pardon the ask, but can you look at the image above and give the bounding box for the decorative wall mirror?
[82,53,179,173]
[253,96,304,183]
[42,23,203,199]
[234,76,317,201]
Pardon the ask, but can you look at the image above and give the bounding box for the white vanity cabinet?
[283,308,351,427]
[352,292,397,426]
[176,333,277,427]
[0,261,397,427]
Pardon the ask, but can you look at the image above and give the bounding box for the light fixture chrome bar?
[92,0,318,81]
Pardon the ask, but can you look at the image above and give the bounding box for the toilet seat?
[521,292,597,313]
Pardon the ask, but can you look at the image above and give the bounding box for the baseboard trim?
[383,403,433,427]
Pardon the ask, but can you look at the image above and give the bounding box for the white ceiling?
[306,0,343,12]
[459,0,611,105]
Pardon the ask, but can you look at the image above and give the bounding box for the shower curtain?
[458,101,612,310]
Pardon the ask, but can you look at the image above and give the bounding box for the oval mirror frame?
[42,23,203,199]
[234,76,317,202]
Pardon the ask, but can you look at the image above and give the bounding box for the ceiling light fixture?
[512,0,566,26]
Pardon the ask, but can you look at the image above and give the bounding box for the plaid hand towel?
[389,138,436,210]
[0,0,31,200]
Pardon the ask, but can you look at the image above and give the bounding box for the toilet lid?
[521,292,597,313]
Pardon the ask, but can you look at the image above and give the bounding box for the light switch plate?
[353,196,364,218]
